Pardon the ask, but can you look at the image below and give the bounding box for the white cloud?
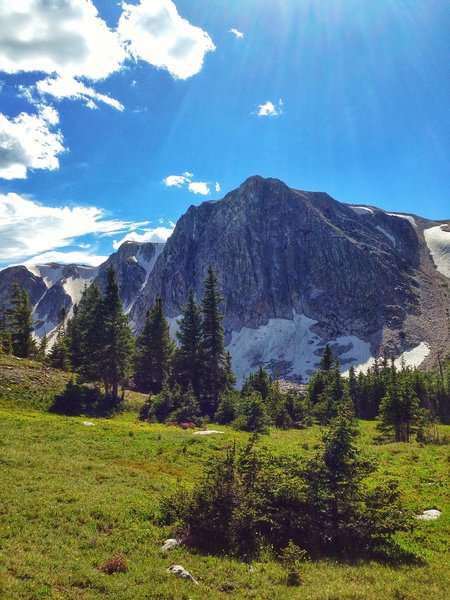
[163,174,191,188]
[256,99,283,117]
[163,171,212,195]
[0,0,126,80]
[35,76,124,111]
[24,250,107,267]
[188,181,210,195]
[0,106,65,179]
[229,28,244,39]
[118,0,215,80]
[113,227,174,249]
[215,182,221,192]
[0,192,146,263]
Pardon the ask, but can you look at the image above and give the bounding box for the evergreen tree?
[348,366,358,413]
[66,303,82,371]
[241,365,271,400]
[377,366,420,442]
[38,333,47,360]
[233,391,270,433]
[76,283,104,385]
[224,351,237,391]
[304,402,380,556]
[200,266,228,417]
[135,297,173,394]
[173,288,203,399]
[0,304,12,354]
[100,266,134,401]
[9,283,35,358]
[319,344,334,372]
[47,307,70,370]
[216,390,239,424]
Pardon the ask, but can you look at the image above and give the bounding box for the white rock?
[193,430,224,436]
[83,421,95,426]
[167,565,198,584]
[161,539,180,551]
[417,509,441,521]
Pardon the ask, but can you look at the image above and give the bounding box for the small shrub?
[280,541,308,586]
[101,555,127,574]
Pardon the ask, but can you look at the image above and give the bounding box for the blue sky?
[0,0,448,267]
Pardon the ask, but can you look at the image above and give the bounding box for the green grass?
[0,355,449,599]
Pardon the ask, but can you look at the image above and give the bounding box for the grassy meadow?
[0,355,449,599]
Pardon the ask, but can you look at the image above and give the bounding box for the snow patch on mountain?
[349,206,374,215]
[27,264,64,287]
[136,243,165,290]
[387,212,417,228]
[394,342,430,369]
[376,225,396,247]
[228,313,432,385]
[63,275,93,307]
[227,312,382,385]
[424,225,450,278]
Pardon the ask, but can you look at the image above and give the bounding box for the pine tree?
[0,304,12,354]
[173,288,203,399]
[9,283,35,358]
[241,365,271,400]
[378,365,420,442]
[304,401,371,555]
[76,283,104,385]
[135,297,173,394]
[100,266,134,401]
[319,344,334,372]
[47,307,70,370]
[348,366,358,413]
[200,266,227,417]
[66,303,82,371]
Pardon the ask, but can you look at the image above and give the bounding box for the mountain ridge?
[1,176,449,383]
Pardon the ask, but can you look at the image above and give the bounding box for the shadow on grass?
[367,541,426,567]
[49,380,122,417]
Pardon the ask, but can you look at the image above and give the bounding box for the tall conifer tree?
[173,288,203,399]
[77,283,104,385]
[10,283,35,358]
[135,297,173,394]
[100,267,134,400]
[200,266,227,416]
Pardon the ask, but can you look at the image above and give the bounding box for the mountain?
[1,176,449,383]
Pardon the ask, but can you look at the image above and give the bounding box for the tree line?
[1,268,449,439]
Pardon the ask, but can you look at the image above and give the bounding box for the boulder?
[167,564,198,585]
[161,539,180,551]
[417,509,441,521]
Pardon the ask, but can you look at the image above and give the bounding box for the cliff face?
[133,177,420,337]
[130,177,449,381]
[1,176,449,382]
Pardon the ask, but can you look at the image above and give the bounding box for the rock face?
[94,241,164,311]
[1,176,449,382]
[0,265,47,306]
[131,176,449,381]
[0,243,163,343]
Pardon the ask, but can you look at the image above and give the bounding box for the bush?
[233,392,270,433]
[162,403,413,561]
[50,380,111,416]
[215,390,239,424]
[280,541,308,586]
[161,439,297,557]
[140,383,200,424]
[101,555,128,574]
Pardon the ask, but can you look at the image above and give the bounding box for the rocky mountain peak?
[0,177,448,383]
